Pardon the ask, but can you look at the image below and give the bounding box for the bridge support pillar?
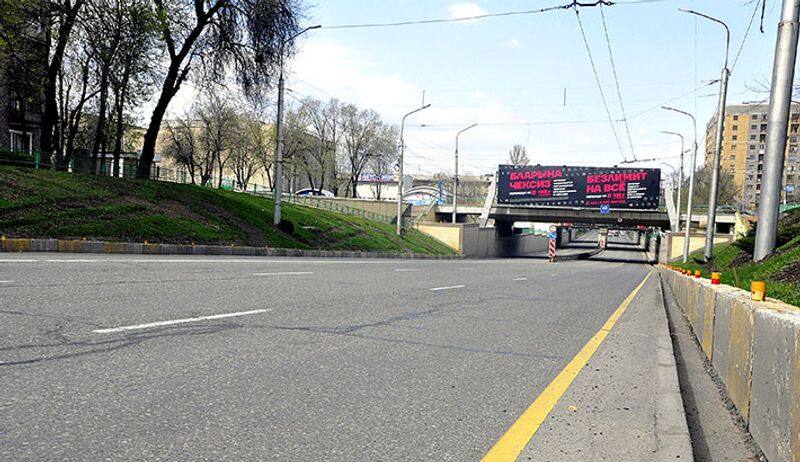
[495,221,513,238]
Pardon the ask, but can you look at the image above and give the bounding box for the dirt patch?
[774,260,800,283]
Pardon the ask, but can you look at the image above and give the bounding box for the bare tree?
[196,93,236,188]
[136,0,302,178]
[508,144,530,166]
[341,104,381,198]
[163,114,213,186]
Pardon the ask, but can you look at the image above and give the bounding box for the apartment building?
[705,102,800,209]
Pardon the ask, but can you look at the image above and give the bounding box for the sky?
[175,0,782,177]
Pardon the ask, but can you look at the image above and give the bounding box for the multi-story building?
[0,8,46,154]
[705,102,800,209]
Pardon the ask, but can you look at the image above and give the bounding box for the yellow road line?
[482,271,653,462]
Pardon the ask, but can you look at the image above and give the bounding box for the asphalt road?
[1,244,651,460]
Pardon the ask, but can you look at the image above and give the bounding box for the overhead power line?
[574,8,627,161]
[599,4,637,161]
[731,0,766,73]
[321,0,661,30]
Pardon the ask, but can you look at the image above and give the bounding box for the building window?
[750,144,756,150]
[731,144,737,150]
[732,135,738,140]
[750,135,756,140]
[751,124,758,130]
[733,114,739,121]
[732,124,738,130]
[9,130,32,153]
[752,114,760,120]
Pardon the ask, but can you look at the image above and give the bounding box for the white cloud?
[448,2,488,20]
[506,38,521,48]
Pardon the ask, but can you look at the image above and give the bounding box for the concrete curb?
[659,265,800,462]
[654,274,695,461]
[0,237,464,260]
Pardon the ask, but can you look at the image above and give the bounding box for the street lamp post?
[396,104,431,236]
[661,131,685,232]
[663,106,698,263]
[453,123,477,224]
[754,0,800,261]
[680,9,730,262]
[273,25,321,226]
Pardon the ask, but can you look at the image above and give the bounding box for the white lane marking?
[251,272,313,276]
[0,280,14,283]
[513,277,528,281]
[394,268,420,272]
[40,259,418,264]
[459,267,473,270]
[0,259,39,263]
[430,285,466,291]
[92,309,270,334]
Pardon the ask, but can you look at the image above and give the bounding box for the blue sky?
[283,0,779,176]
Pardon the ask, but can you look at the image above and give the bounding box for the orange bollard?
[694,270,702,278]
[751,281,766,301]
[711,272,721,285]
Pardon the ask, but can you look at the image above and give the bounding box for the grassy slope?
[673,209,800,307]
[0,166,455,255]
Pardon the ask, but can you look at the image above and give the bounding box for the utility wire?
[731,0,765,73]
[599,4,637,161]
[627,79,719,120]
[322,1,601,30]
[574,8,627,161]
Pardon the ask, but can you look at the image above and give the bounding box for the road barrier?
[660,266,800,462]
[0,237,463,260]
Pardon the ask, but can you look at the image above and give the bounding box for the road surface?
[1,245,666,460]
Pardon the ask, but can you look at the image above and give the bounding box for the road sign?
[547,232,557,239]
[599,204,611,214]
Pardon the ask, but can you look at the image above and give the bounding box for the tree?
[162,113,214,186]
[0,0,86,159]
[244,117,275,189]
[508,144,529,166]
[341,104,381,198]
[135,0,302,179]
[229,115,261,190]
[680,165,740,208]
[196,93,237,188]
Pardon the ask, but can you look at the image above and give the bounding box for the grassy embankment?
[672,208,800,306]
[0,166,455,255]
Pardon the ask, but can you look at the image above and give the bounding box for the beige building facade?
[705,102,800,209]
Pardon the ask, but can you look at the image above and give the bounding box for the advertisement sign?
[497,165,661,210]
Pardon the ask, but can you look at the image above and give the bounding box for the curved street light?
[661,131,686,232]
[273,25,321,225]
[397,104,431,235]
[680,8,731,261]
[663,106,697,263]
[453,123,478,223]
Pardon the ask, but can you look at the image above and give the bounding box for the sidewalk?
[517,269,693,461]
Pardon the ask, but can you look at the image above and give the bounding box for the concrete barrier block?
[159,244,177,254]
[29,238,57,252]
[57,240,79,253]
[749,307,799,462]
[712,290,736,382]
[84,241,105,253]
[142,243,160,254]
[698,283,716,360]
[175,244,193,255]
[2,238,32,252]
[725,298,757,422]
[103,242,126,254]
[124,243,143,254]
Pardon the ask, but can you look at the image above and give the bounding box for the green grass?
[0,166,456,255]
[672,208,800,307]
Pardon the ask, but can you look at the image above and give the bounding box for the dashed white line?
[251,272,313,276]
[430,285,466,291]
[513,277,528,281]
[459,267,473,271]
[92,309,271,334]
[394,268,420,272]
[0,280,14,283]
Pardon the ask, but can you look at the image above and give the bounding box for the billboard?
[497,165,661,210]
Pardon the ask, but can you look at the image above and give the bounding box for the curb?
[0,237,464,260]
[659,265,799,462]
[654,272,695,461]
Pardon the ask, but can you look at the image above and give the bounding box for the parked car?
[295,188,335,198]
